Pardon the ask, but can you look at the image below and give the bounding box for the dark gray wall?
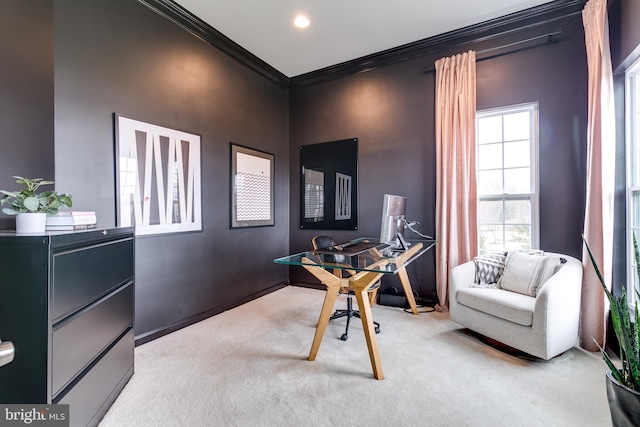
[289,59,437,296]
[0,0,54,230]
[289,9,588,298]
[620,0,640,65]
[53,0,289,342]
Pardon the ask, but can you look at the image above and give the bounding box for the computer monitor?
[379,194,409,250]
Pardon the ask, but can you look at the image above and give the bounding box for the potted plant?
[584,236,640,426]
[0,176,72,233]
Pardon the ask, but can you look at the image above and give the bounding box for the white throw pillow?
[497,251,560,297]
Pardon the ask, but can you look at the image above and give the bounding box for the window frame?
[625,57,640,306]
[476,102,540,254]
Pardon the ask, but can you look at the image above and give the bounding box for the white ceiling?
[175,0,556,78]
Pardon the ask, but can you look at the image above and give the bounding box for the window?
[626,59,640,305]
[476,103,539,253]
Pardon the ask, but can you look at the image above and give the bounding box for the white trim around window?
[476,102,539,254]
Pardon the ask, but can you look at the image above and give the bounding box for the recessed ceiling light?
[293,15,310,29]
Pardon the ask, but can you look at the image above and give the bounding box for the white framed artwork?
[115,114,202,236]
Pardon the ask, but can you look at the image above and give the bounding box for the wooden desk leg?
[398,266,419,315]
[352,273,384,380]
[303,258,387,379]
[368,286,379,306]
[393,243,422,315]
[308,283,339,361]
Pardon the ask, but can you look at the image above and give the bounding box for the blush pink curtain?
[580,0,616,351]
[434,51,478,312]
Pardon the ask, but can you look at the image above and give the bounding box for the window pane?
[632,266,639,302]
[503,111,530,141]
[505,224,531,250]
[477,103,537,253]
[633,227,640,300]
[635,76,640,186]
[504,168,531,193]
[633,191,640,228]
[478,199,503,223]
[478,116,502,144]
[634,146,640,186]
[633,82,640,185]
[504,199,531,224]
[479,224,503,253]
[504,140,530,168]
[478,143,502,170]
[478,170,503,195]
[629,67,640,305]
[632,190,640,295]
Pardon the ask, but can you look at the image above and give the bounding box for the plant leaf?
[59,194,72,207]
[584,235,640,391]
[1,177,67,214]
[616,287,639,389]
[594,338,625,383]
[582,236,608,295]
[635,298,640,385]
[23,196,40,212]
[0,190,17,198]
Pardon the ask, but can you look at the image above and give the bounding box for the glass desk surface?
[274,238,435,274]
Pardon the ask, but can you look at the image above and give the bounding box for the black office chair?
[312,235,380,341]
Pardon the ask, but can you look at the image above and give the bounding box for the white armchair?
[449,252,583,360]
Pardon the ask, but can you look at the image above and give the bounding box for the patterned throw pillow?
[497,251,561,297]
[473,252,507,286]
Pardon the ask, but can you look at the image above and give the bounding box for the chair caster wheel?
[341,334,348,341]
[375,327,380,334]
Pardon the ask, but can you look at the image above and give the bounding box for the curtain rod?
[421,30,563,72]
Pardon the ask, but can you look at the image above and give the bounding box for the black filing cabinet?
[0,227,135,427]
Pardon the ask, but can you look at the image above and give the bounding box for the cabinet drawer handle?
[0,340,15,367]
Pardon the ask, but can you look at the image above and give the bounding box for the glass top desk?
[274,238,435,380]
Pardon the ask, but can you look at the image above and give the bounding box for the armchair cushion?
[457,288,535,326]
[497,251,561,297]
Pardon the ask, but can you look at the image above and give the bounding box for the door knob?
[0,339,15,367]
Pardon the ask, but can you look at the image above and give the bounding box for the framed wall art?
[230,143,274,228]
[115,114,202,236]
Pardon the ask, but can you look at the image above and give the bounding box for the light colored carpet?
[99,286,611,427]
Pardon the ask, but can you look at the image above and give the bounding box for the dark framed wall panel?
[299,138,358,230]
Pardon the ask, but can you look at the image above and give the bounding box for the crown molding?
[138,0,586,90]
[289,0,587,88]
[137,0,290,87]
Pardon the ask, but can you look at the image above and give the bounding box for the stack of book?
[46,211,97,231]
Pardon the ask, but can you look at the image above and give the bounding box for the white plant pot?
[15,212,47,234]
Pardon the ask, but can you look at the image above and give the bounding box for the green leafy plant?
[0,176,72,215]
[584,235,640,391]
